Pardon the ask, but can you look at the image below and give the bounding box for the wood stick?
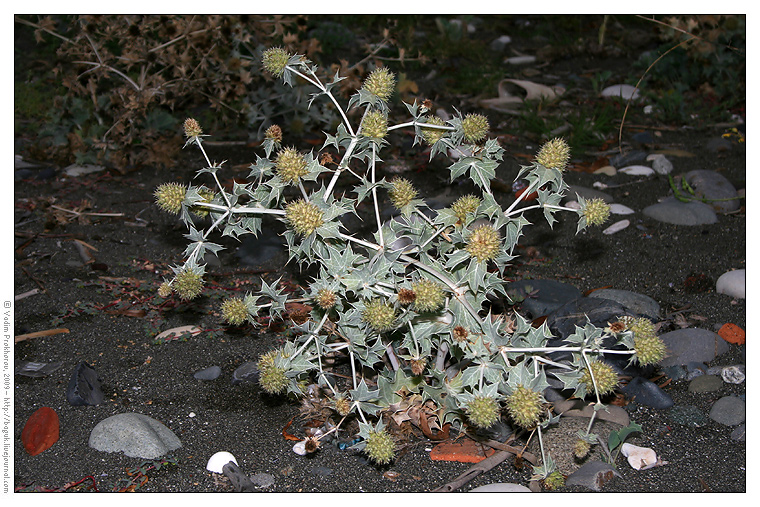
[15,328,70,343]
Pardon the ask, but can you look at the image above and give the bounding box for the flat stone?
[621,376,673,409]
[470,483,532,492]
[223,461,257,492]
[716,269,745,299]
[89,413,182,459]
[708,396,745,426]
[231,362,259,385]
[507,279,582,320]
[688,374,723,393]
[15,360,64,378]
[66,362,104,406]
[194,365,222,381]
[643,196,717,226]
[565,461,621,491]
[250,473,275,488]
[609,203,635,215]
[658,328,729,367]
[684,170,741,213]
[553,399,629,427]
[647,154,673,175]
[586,288,660,320]
[730,424,746,441]
[236,228,285,267]
[601,84,639,101]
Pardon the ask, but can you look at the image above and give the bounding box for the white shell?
[601,84,640,101]
[621,443,657,470]
[206,451,238,473]
[292,440,307,456]
[593,165,616,176]
[619,165,654,176]
[603,219,630,235]
[609,203,635,215]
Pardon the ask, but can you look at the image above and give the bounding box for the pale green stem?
[387,120,456,132]
[504,179,540,216]
[287,65,355,137]
[408,320,420,357]
[194,138,232,208]
[193,201,286,216]
[370,143,384,249]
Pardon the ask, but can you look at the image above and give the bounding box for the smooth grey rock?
[730,424,746,441]
[586,288,660,320]
[15,360,64,378]
[669,405,708,428]
[609,150,648,167]
[716,269,745,299]
[508,279,582,320]
[663,365,687,380]
[547,297,632,341]
[194,365,222,381]
[566,185,614,204]
[223,461,257,492]
[89,413,181,459]
[250,473,275,488]
[708,396,745,426]
[66,362,104,406]
[684,170,741,213]
[688,374,723,393]
[659,328,729,367]
[566,461,621,491]
[621,376,673,409]
[647,154,673,175]
[471,483,532,492]
[232,362,259,385]
[489,35,512,52]
[643,196,717,226]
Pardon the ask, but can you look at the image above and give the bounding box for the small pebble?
[601,84,640,101]
[470,483,532,492]
[609,203,635,215]
[721,365,745,384]
[602,219,630,235]
[619,165,654,176]
[730,424,746,442]
[688,374,723,393]
[593,165,616,176]
[716,269,745,299]
[646,154,673,175]
[231,362,259,385]
[250,473,275,488]
[194,365,222,381]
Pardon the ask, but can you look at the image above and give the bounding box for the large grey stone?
[658,328,729,367]
[89,413,182,459]
[586,288,660,320]
[708,396,745,426]
[470,483,532,492]
[508,279,582,320]
[684,170,741,213]
[643,196,717,226]
[566,461,621,491]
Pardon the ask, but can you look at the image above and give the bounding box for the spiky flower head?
[505,385,543,429]
[221,297,249,325]
[275,147,308,184]
[633,333,667,366]
[421,115,447,145]
[466,395,500,429]
[183,118,202,138]
[173,269,204,300]
[314,288,337,310]
[262,47,291,77]
[257,349,289,395]
[452,326,469,343]
[265,124,283,143]
[397,288,416,306]
[388,178,417,210]
[362,67,396,102]
[536,137,571,171]
[361,299,397,332]
[365,429,395,465]
[285,199,324,237]
[462,113,490,143]
[465,224,501,263]
[361,110,388,139]
[334,395,352,417]
[157,281,172,298]
[411,279,445,313]
[154,182,186,215]
[451,194,481,224]
[582,198,611,227]
[543,471,566,490]
[410,358,427,376]
[573,438,592,459]
[191,187,216,218]
[580,360,619,396]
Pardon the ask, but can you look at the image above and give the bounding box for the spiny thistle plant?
[154,50,667,475]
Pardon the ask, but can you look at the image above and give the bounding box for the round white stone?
[206,451,238,473]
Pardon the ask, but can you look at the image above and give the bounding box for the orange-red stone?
[22,406,59,456]
[718,323,745,345]
[430,439,496,463]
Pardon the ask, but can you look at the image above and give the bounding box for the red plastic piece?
[718,323,745,345]
[22,406,60,456]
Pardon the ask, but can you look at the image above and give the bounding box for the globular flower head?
[582,198,611,227]
[462,113,489,144]
[397,288,416,306]
[573,438,592,459]
[191,187,216,218]
[257,349,289,395]
[505,385,543,429]
[364,429,395,465]
[154,182,187,215]
[285,199,324,237]
[465,224,501,263]
[543,471,566,490]
[536,137,571,171]
[388,178,417,210]
[451,194,481,225]
[173,269,204,300]
[411,279,445,313]
[410,358,427,376]
[315,288,337,310]
[452,325,469,343]
[421,115,446,145]
[361,110,388,139]
[183,118,202,138]
[466,395,500,429]
[157,281,172,298]
[633,333,667,366]
[265,124,283,143]
[580,360,619,396]
[334,394,352,417]
[221,297,249,325]
[262,47,291,77]
[361,299,397,332]
[275,147,308,184]
[362,67,396,102]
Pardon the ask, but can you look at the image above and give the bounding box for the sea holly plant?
[154,48,667,478]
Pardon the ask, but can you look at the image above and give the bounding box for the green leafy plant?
[154,49,666,475]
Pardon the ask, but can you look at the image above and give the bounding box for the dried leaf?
[154,325,202,342]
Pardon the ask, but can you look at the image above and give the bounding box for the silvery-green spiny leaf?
[428,136,454,161]
[194,161,225,178]
[354,175,386,205]
[247,155,276,181]
[322,123,354,152]
[403,100,419,117]
[537,188,564,229]
[259,277,288,320]
[377,369,422,406]
[551,368,582,393]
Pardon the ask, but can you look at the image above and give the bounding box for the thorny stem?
[194,137,232,208]
[286,65,355,137]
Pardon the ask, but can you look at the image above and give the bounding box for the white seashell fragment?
[603,219,630,235]
[505,55,536,65]
[593,165,616,176]
[609,203,635,215]
[621,443,657,470]
[292,440,307,456]
[206,451,238,473]
[619,165,655,176]
[601,84,640,101]
[592,182,609,190]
